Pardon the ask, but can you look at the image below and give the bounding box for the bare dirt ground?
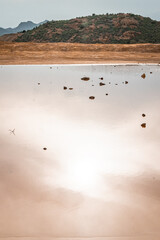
[0,41,160,65]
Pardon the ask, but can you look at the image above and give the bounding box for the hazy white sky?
[0,0,160,28]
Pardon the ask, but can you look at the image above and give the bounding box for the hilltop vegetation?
[15,13,160,44]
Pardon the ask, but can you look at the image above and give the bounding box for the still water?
[0,64,160,239]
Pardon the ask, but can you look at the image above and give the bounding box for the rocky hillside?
[14,13,160,44]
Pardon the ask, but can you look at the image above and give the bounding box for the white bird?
[9,129,15,135]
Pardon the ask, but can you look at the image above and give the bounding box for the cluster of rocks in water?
[10,67,152,153]
[37,67,150,131]
[14,68,151,152]
[81,72,148,128]
[141,113,146,128]
[47,67,149,130]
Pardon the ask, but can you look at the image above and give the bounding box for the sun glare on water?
[66,156,102,196]
[10,102,140,199]
[58,123,129,198]
[21,112,137,198]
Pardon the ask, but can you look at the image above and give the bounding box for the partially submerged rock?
[142,113,146,117]
[89,96,95,100]
[125,81,128,84]
[81,77,90,81]
[99,82,106,86]
[63,86,67,90]
[141,73,146,79]
[141,123,146,128]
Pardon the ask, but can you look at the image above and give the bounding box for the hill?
[14,13,160,44]
[0,20,48,36]
[0,33,22,42]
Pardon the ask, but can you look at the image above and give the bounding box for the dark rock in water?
[109,82,111,84]
[50,67,52,69]
[99,82,106,86]
[63,86,67,90]
[92,85,94,86]
[81,77,90,81]
[142,113,146,117]
[141,73,146,79]
[125,81,128,84]
[141,123,146,128]
[115,83,118,85]
[69,88,73,90]
[99,77,104,80]
[106,93,108,96]
[38,83,40,85]
[43,147,47,150]
[89,96,95,100]
[150,72,152,74]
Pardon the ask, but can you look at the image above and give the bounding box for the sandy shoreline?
[0,41,160,65]
[1,63,160,67]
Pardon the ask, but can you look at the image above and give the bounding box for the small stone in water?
[141,73,146,79]
[81,77,90,81]
[141,123,146,128]
[89,96,95,100]
[99,82,105,86]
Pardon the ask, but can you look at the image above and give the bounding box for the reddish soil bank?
[0,41,160,64]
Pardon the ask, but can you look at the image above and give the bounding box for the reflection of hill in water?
[0,65,160,239]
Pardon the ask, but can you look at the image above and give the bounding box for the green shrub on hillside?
[15,13,160,44]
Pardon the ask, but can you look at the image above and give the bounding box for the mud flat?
[0,41,160,64]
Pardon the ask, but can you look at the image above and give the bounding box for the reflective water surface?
[0,64,160,240]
